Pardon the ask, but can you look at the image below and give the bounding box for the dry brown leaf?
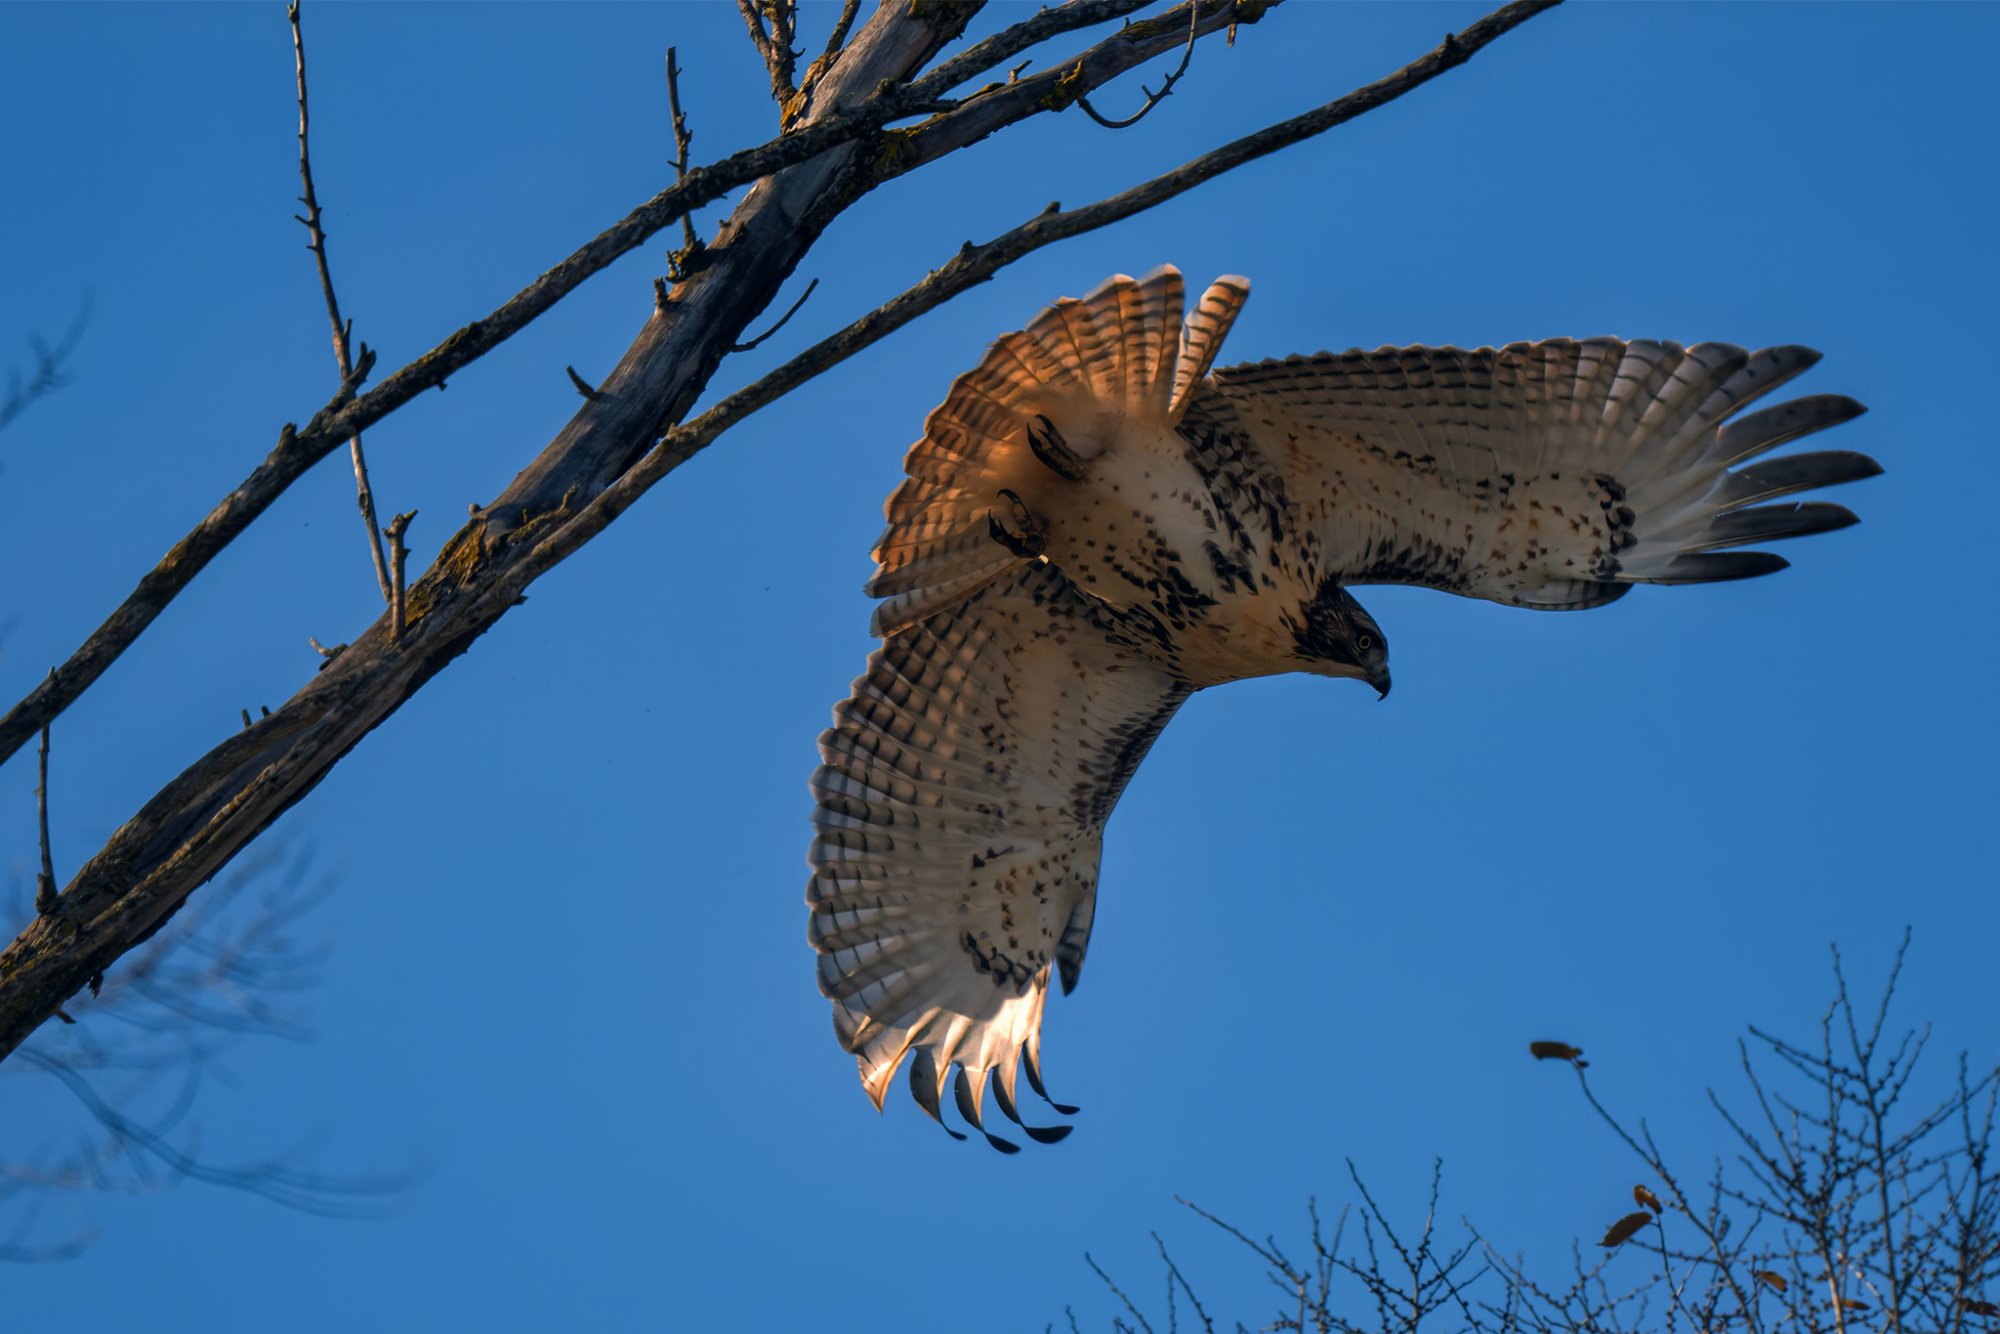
[1753,1271,1788,1294]
[1599,1211,1652,1248]
[1633,1184,1663,1215]
[1530,1041,1584,1062]
[1836,1297,1872,1311]
[1962,1298,2000,1317]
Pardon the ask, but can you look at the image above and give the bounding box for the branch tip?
[294,0,396,604]
[384,511,415,641]
[565,365,601,399]
[1077,1,1202,130]
[731,277,819,353]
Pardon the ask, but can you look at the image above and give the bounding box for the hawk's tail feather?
[867,266,1250,635]
[869,551,1026,638]
[1170,274,1251,418]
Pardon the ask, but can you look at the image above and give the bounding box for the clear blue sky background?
[2,3,1994,1329]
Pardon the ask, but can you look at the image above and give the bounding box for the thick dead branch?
[291,0,394,604]
[0,0,1171,770]
[0,0,1554,1061]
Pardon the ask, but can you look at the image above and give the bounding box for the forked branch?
[1077,0,1201,129]
[0,298,90,438]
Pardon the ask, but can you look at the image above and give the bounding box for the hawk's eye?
[1355,634,1373,651]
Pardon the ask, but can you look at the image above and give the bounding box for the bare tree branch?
[383,511,413,642]
[2,846,404,1255]
[665,46,701,264]
[1080,945,1996,1331]
[0,299,90,439]
[731,277,818,352]
[290,0,394,604]
[737,0,800,117]
[1077,0,1200,129]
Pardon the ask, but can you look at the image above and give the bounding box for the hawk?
[808,266,1878,1151]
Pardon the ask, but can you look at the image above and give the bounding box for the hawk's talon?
[987,488,1049,557]
[1026,414,1087,480]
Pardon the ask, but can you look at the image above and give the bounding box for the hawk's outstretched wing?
[809,562,1188,1148]
[1196,341,1878,610]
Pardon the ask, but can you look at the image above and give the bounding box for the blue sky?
[1,2,1994,1329]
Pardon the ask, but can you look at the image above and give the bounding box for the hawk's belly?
[1026,453,1306,687]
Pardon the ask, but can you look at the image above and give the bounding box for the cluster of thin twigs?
[1070,937,2000,1334]
[1,842,405,1261]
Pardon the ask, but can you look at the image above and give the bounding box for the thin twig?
[0,0,1184,770]
[1152,1232,1217,1333]
[1078,1,1201,129]
[16,1049,410,1217]
[34,670,56,915]
[665,47,700,260]
[1085,1252,1157,1334]
[731,278,818,353]
[0,298,91,439]
[384,512,414,642]
[290,0,394,605]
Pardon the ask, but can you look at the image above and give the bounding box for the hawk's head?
[1289,578,1392,698]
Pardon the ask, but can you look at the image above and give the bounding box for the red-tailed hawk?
[808,266,1877,1150]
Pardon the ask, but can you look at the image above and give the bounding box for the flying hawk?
[808,266,1878,1151]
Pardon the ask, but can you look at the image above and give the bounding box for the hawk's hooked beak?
[1371,668,1392,700]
